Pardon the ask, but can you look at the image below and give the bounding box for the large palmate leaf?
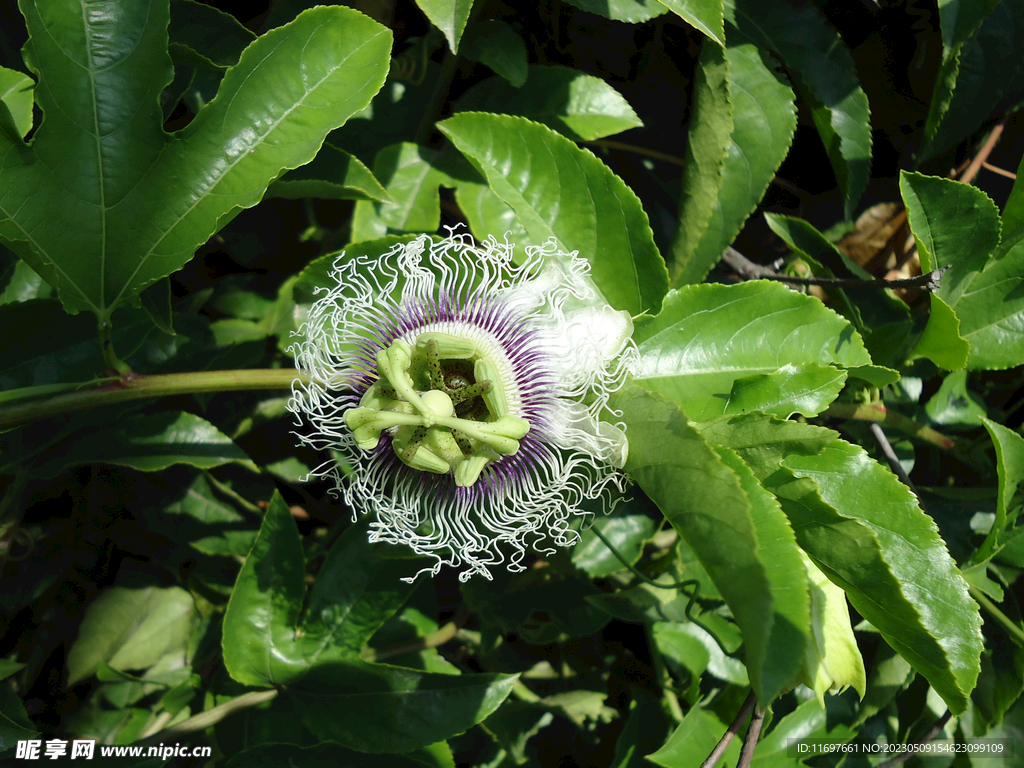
[725,0,871,217]
[0,1,390,324]
[679,42,796,285]
[614,383,810,705]
[902,172,1024,370]
[438,112,669,316]
[699,414,983,714]
[221,493,516,752]
[633,281,871,421]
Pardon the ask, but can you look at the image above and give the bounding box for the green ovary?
[342,334,530,487]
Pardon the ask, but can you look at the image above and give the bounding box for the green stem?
[822,402,956,451]
[98,319,131,375]
[0,369,307,429]
[969,585,1024,647]
[589,523,696,592]
[134,689,279,746]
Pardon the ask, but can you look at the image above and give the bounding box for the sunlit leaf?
[439,112,668,316]
[725,0,871,217]
[562,0,666,23]
[454,65,642,141]
[572,514,656,578]
[268,144,391,203]
[902,172,1024,370]
[705,415,983,715]
[0,3,391,322]
[678,42,796,285]
[634,281,869,421]
[67,586,199,685]
[670,40,731,286]
[614,383,807,704]
[0,66,34,140]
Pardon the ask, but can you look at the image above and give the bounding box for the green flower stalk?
[289,231,637,581]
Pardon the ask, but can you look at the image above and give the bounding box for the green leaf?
[680,42,796,285]
[0,683,39,746]
[454,65,642,141]
[572,514,656,578]
[653,621,748,685]
[611,690,670,768]
[633,281,870,421]
[902,172,1024,369]
[0,258,51,304]
[647,706,740,768]
[416,0,475,52]
[222,493,425,688]
[921,0,1023,161]
[923,370,987,426]
[300,522,421,659]
[0,66,33,140]
[749,697,855,765]
[1,3,391,321]
[716,446,810,702]
[35,411,258,475]
[669,40,732,286]
[657,0,725,47]
[977,419,1024,562]
[562,0,666,23]
[268,144,391,203]
[168,0,255,69]
[698,413,983,712]
[770,440,982,714]
[725,0,871,217]
[763,213,914,367]
[288,661,517,753]
[0,661,24,682]
[222,492,308,687]
[614,383,806,704]
[439,113,668,315]
[67,586,199,685]
[900,173,1000,302]
[937,0,1003,50]
[460,20,527,87]
[1004,150,1024,242]
[910,294,970,371]
[352,144,458,240]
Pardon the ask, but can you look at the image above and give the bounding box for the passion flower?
[289,230,637,581]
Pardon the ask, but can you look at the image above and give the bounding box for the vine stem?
[0,369,307,429]
[875,710,953,768]
[700,690,757,768]
[969,585,1024,646]
[134,690,279,746]
[821,402,955,451]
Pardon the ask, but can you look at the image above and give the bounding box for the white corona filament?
[289,230,638,581]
